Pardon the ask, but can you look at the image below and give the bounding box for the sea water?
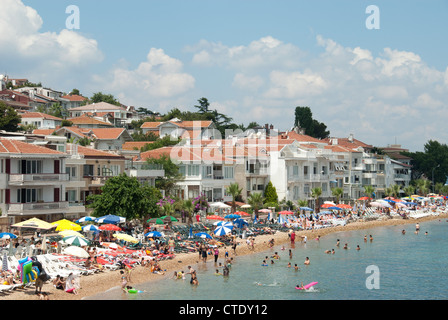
[86,219,448,300]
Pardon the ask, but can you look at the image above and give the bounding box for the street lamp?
[432,164,440,193]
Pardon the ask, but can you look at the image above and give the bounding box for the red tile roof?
[20,112,63,121]
[0,138,64,155]
[61,94,88,102]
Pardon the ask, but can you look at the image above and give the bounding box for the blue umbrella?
[328,206,342,210]
[76,216,95,223]
[225,214,241,219]
[95,214,125,224]
[233,218,249,229]
[214,225,233,236]
[382,199,396,203]
[195,232,212,239]
[300,207,314,211]
[215,221,233,227]
[0,232,17,239]
[145,231,163,238]
[82,224,99,232]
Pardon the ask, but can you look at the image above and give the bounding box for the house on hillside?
[141,119,217,141]
[20,112,63,129]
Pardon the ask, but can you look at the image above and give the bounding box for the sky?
[1,0,447,152]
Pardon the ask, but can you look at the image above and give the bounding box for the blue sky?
[2,0,448,151]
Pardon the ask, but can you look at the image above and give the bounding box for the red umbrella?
[278,210,294,215]
[337,204,352,209]
[99,224,122,231]
[358,196,371,201]
[206,215,225,221]
[321,203,334,208]
[235,211,250,216]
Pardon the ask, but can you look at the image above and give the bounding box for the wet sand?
[2,213,445,300]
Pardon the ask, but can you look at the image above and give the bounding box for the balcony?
[9,173,69,185]
[246,168,269,176]
[7,201,69,215]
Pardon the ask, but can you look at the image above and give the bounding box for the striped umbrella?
[214,225,233,236]
[0,232,17,239]
[195,232,213,239]
[62,235,90,247]
[76,216,95,223]
[82,224,99,232]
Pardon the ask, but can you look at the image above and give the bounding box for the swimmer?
[343,243,348,249]
[287,262,291,268]
[331,249,335,254]
[297,282,305,290]
[304,257,310,265]
[402,229,406,235]
[215,269,223,276]
[356,245,360,251]
[261,260,268,266]
[336,239,340,247]
[294,264,299,271]
[324,249,331,254]
[364,235,367,242]
[369,235,373,242]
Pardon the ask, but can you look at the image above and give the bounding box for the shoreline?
[2,213,446,300]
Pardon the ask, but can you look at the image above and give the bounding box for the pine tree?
[264,181,278,205]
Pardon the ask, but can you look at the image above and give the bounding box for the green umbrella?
[62,235,90,247]
[147,218,165,225]
[161,215,178,222]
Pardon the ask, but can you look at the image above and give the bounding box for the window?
[292,165,299,177]
[110,165,120,176]
[83,165,94,177]
[322,183,328,192]
[322,166,327,175]
[20,160,42,174]
[66,167,77,180]
[293,186,299,199]
[304,184,310,195]
[187,165,200,176]
[67,190,77,202]
[313,163,318,174]
[17,188,42,203]
[224,166,234,179]
[304,166,308,176]
[202,166,212,179]
[179,165,186,176]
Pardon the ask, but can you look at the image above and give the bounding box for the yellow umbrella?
[11,217,56,230]
[58,230,85,238]
[52,219,82,232]
[113,233,139,244]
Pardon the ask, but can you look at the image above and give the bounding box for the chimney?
[348,133,354,142]
[270,124,274,130]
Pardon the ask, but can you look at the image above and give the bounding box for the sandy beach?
[2,213,446,300]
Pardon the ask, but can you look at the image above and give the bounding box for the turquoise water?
[87,219,448,300]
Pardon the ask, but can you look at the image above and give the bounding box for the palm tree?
[363,185,375,199]
[297,199,308,217]
[390,184,402,198]
[183,199,194,224]
[247,192,264,220]
[331,187,344,204]
[403,185,415,197]
[226,182,242,213]
[384,187,393,197]
[311,187,322,213]
[415,179,431,196]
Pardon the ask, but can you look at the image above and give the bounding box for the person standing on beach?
[214,247,219,264]
[290,231,296,244]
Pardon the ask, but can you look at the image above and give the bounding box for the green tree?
[403,185,415,197]
[194,97,210,114]
[363,185,375,199]
[145,154,183,195]
[390,184,402,198]
[247,192,264,219]
[182,198,195,224]
[311,187,322,213]
[294,106,330,139]
[87,173,161,220]
[297,199,309,217]
[226,183,242,213]
[263,181,278,205]
[90,92,121,106]
[0,102,21,132]
[331,187,344,204]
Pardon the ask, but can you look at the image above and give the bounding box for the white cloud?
[232,73,264,91]
[0,0,103,79]
[92,48,195,107]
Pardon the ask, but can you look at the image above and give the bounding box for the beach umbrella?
[323,201,336,205]
[2,252,8,272]
[95,214,125,224]
[396,202,407,208]
[214,221,234,227]
[99,224,122,231]
[382,199,396,203]
[258,209,272,213]
[161,215,178,222]
[62,235,90,247]
[113,233,139,244]
[278,210,294,215]
[195,232,212,239]
[0,232,17,239]
[59,230,85,238]
[234,211,250,216]
[240,204,251,209]
[358,197,371,201]
[327,206,342,210]
[369,202,383,207]
[206,215,224,221]
[225,214,241,219]
[147,218,165,225]
[299,207,314,211]
[233,218,249,229]
[62,246,90,258]
[82,224,99,232]
[52,219,82,232]
[214,225,233,236]
[145,231,163,238]
[337,204,352,209]
[76,216,95,223]
[11,217,56,230]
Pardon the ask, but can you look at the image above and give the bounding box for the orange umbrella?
[234,211,250,216]
[98,224,122,231]
[278,210,294,215]
[321,203,334,208]
[358,197,371,201]
[206,215,225,221]
[337,204,352,209]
